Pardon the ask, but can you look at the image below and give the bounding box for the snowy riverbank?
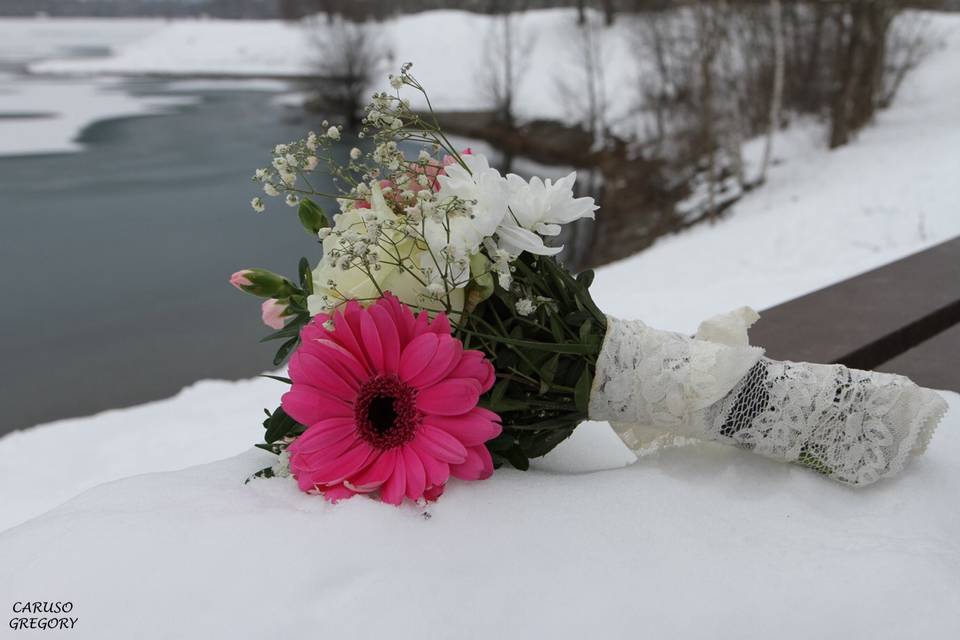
[2,10,959,532]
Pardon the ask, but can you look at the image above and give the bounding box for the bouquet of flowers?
[232,65,947,505]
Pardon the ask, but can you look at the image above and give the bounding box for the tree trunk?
[758,0,784,184]
[829,3,863,149]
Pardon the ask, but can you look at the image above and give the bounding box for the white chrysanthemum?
[498,172,598,257]
[428,154,509,256]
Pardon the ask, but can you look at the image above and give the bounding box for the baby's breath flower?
[326,126,341,141]
[317,228,332,240]
[304,156,319,171]
[350,147,361,160]
[516,298,536,316]
[250,197,265,213]
[285,194,299,207]
[263,183,280,197]
[389,74,403,90]
[253,168,269,181]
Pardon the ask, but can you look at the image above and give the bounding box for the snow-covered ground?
[1,395,958,639]
[0,14,958,633]
[0,11,960,639]
[1,11,958,532]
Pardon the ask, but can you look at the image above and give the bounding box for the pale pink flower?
[229,270,253,290]
[261,299,287,330]
[282,293,500,505]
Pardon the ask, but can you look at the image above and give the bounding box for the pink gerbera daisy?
[282,293,501,505]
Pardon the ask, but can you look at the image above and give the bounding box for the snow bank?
[2,391,958,639]
[0,77,194,156]
[0,19,189,156]
[27,10,639,124]
[0,377,278,532]
[591,14,960,334]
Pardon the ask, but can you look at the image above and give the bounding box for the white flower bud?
[350,147,361,160]
[326,126,340,141]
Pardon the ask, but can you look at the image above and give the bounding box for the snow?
[0,76,194,156]
[1,12,959,635]
[26,10,638,124]
[1,393,957,639]
[0,18,190,156]
[590,13,960,334]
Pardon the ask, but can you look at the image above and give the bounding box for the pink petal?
[425,409,502,447]
[448,351,497,392]
[331,306,370,369]
[450,444,494,481]
[410,310,431,338]
[411,440,450,487]
[292,437,358,469]
[379,456,406,505]
[296,442,373,485]
[398,333,439,383]
[417,378,480,416]
[288,418,356,454]
[346,449,397,492]
[300,338,370,384]
[415,425,468,464]
[402,446,427,501]
[422,484,445,502]
[321,484,357,503]
[428,312,451,335]
[289,351,359,399]
[370,304,401,374]
[405,335,462,388]
[282,386,353,425]
[359,311,385,373]
[380,293,416,347]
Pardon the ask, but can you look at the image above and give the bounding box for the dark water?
[0,82,337,434]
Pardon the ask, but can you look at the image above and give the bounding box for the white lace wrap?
[588,308,949,486]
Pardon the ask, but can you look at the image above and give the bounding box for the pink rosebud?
[261,299,288,330]
[230,270,253,290]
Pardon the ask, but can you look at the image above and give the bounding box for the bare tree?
[481,12,535,126]
[305,16,391,126]
[757,0,784,184]
[880,11,940,108]
[556,10,611,148]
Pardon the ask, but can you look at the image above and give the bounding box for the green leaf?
[298,257,313,294]
[263,405,301,444]
[258,319,303,343]
[260,374,292,384]
[576,269,595,289]
[459,329,600,354]
[297,198,328,236]
[541,354,560,387]
[574,367,592,414]
[273,336,299,366]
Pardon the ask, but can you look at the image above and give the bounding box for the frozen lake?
[0,70,340,433]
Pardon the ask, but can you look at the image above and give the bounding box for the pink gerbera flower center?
[355,375,421,450]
